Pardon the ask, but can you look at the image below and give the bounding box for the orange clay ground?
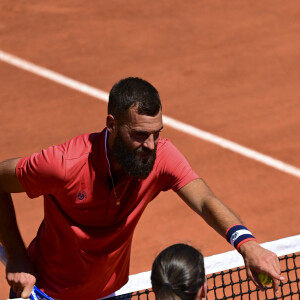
[0,1,299,298]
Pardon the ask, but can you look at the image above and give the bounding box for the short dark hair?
[151,244,205,300]
[108,77,162,122]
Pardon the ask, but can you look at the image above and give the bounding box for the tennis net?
[105,234,300,300]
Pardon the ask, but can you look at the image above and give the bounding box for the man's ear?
[194,280,207,300]
[106,115,116,134]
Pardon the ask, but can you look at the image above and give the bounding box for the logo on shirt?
[77,190,87,201]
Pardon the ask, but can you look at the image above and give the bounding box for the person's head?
[151,244,207,300]
[107,77,163,179]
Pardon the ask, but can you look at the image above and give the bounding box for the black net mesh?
[107,252,299,300]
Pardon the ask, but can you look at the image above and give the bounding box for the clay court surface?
[0,1,300,298]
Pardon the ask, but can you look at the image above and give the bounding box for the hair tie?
[163,282,172,288]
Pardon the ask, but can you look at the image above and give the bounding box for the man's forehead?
[124,107,163,131]
[129,124,164,134]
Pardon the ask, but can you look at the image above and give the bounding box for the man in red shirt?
[0,77,283,299]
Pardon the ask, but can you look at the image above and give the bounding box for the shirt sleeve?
[16,145,66,199]
[155,139,199,192]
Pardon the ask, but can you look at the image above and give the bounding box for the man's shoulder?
[157,137,178,154]
[155,137,185,164]
[59,130,105,160]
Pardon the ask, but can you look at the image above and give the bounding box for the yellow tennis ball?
[258,273,272,286]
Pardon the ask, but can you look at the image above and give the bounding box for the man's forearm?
[0,191,28,259]
[200,195,243,237]
[177,178,243,237]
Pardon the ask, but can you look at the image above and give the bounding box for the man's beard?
[112,131,157,179]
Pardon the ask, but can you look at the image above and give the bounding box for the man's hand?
[239,241,284,294]
[6,256,36,298]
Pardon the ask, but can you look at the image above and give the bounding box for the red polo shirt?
[16,129,199,299]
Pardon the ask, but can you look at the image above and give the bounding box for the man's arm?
[177,178,284,294]
[0,158,36,298]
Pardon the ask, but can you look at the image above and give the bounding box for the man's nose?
[143,134,155,150]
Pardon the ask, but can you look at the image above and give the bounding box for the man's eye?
[132,132,148,139]
[131,131,161,141]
